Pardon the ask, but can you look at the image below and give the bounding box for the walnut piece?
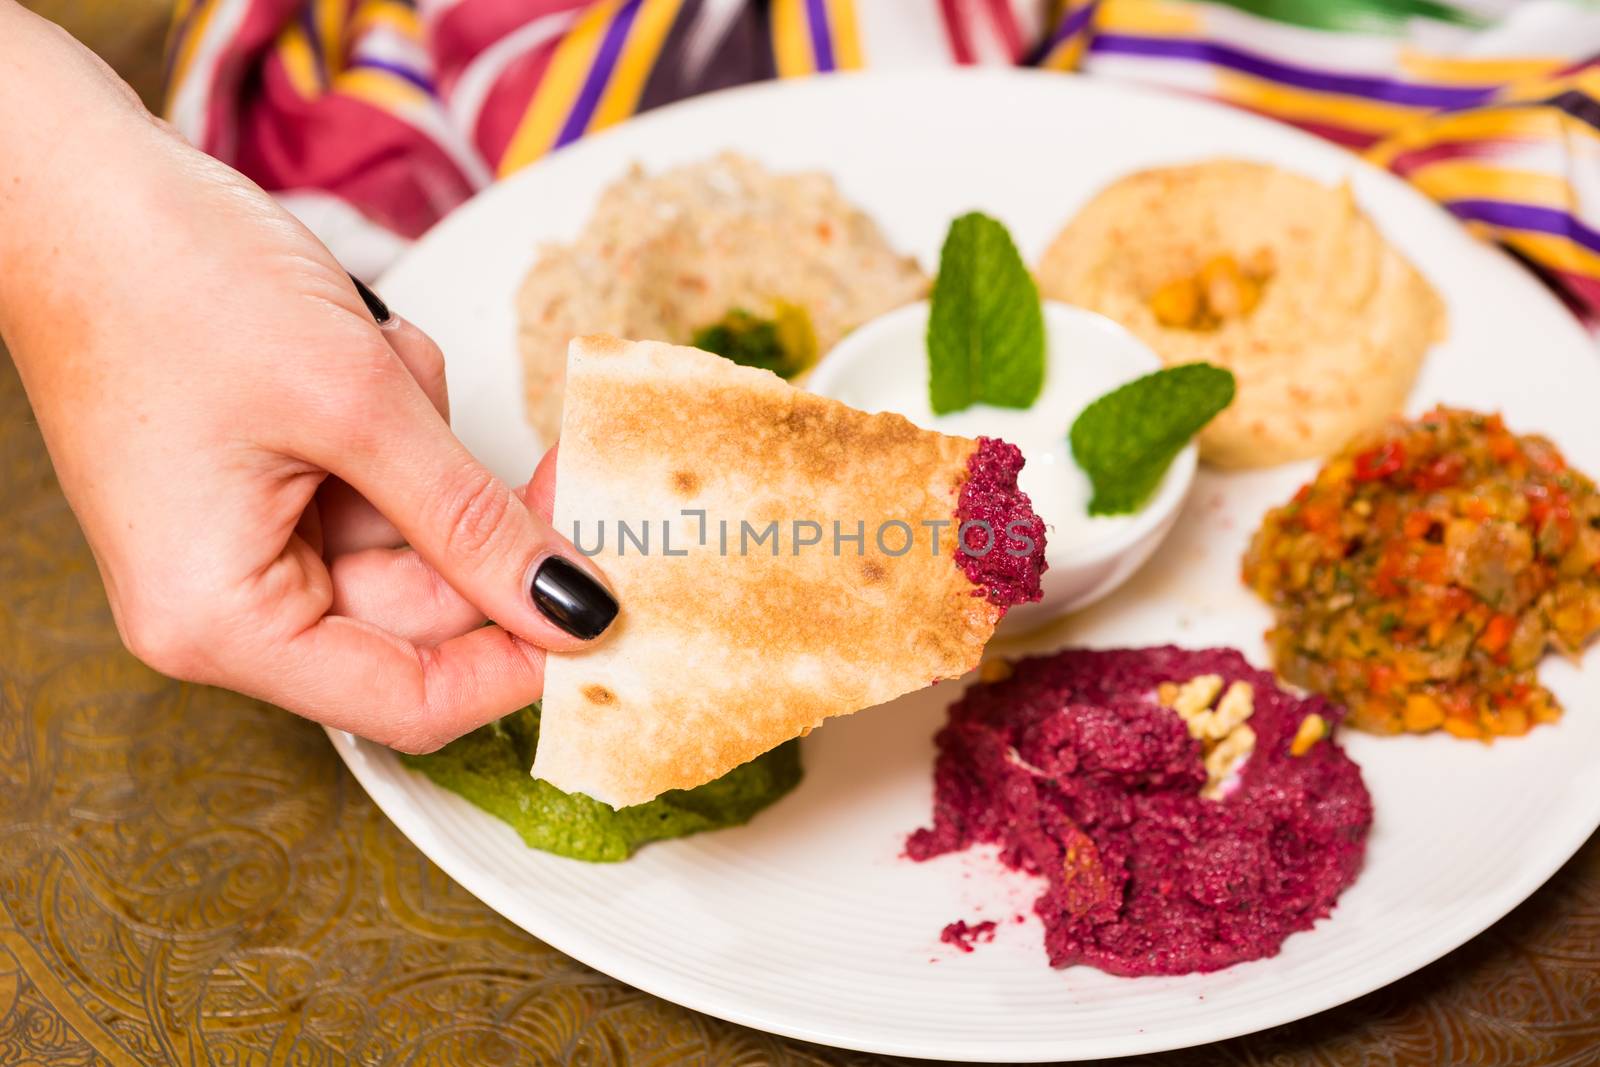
[1157,674,1258,798]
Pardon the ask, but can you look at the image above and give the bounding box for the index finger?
[218,529,543,750]
[527,442,558,523]
[262,614,546,752]
[309,363,615,651]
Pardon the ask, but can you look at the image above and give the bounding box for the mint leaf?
[1070,363,1235,516]
[927,212,1045,414]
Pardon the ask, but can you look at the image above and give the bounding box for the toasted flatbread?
[535,335,1041,807]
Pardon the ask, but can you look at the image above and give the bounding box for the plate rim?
[340,67,1600,1061]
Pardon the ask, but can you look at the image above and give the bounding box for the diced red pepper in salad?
[1243,406,1600,739]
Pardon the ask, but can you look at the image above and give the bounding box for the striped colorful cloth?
[165,0,1600,313]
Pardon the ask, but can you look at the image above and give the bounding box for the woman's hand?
[0,3,615,751]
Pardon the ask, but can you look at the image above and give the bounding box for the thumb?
[318,365,615,649]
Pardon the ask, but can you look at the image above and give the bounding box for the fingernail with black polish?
[531,557,618,640]
[348,272,391,324]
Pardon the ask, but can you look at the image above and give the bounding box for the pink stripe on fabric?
[1281,116,1378,149]
[200,0,306,158]
[1387,138,1521,179]
[1534,265,1600,317]
[473,34,558,165]
[980,0,1023,62]
[237,55,476,236]
[1226,103,1379,149]
[431,0,582,96]
[939,0,976,66]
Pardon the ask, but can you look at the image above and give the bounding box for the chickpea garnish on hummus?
[1244,407,1600,739]
[1147,251,1275,332]
[1036,159,1446,468]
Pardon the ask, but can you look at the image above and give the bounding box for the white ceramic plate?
[328,70,1600,1061]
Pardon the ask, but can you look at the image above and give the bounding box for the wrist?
[0,4,166,345]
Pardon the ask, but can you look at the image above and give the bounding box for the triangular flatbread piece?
[536,336,1046,807]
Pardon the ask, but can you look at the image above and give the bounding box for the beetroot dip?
[907,646,1372,976]
[941,919,998,953]
[956,437,1047,610]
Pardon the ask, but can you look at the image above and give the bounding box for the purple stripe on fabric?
[301,5,329,85]
[163,0,208,86]
[1536,88,1600,136]
[1040,2,1097,56]
[555,0,642,149]
[1088,34,1499,109]
[349,55,437,93]
[805,0,836,73]
[1447,199,1600,257]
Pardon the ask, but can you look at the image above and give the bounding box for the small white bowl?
[807,300,1196,632]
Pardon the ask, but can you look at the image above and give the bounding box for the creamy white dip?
[808,300,1195,627]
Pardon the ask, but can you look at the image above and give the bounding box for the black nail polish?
[348,272,391,324]
[531,557,618,640]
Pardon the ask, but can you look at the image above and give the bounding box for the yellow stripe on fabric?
[1093,0,1202,36]
[1499,230,1600,280]
[277,21,324,97]
[1368,106,1599,167]
[497,1,614,176]
[1039,41,1076,71]
[165,0,199,64]
[165,0,223,113]
[772,0,816,78]
[827,0,865,70]
[1403,161,1575,213]
[314,0,348,78]
[350,0,423,40]
[590,0,684,131]
[337,67,433,111]
[1396,49,1563,87]
[1039,39,1087,71]
[1216,69,1427,140]
[1494,66,1600,106]
[1039,0,1100,72]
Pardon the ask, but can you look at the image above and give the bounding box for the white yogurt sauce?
[807,300,1162,553]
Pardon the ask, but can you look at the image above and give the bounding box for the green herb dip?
[691,302,818,379]
[401,704,802,862]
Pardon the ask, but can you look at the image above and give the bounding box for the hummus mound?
[1036,160,1445,468]
[907,646,1371,976]
[516,153,927,441]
